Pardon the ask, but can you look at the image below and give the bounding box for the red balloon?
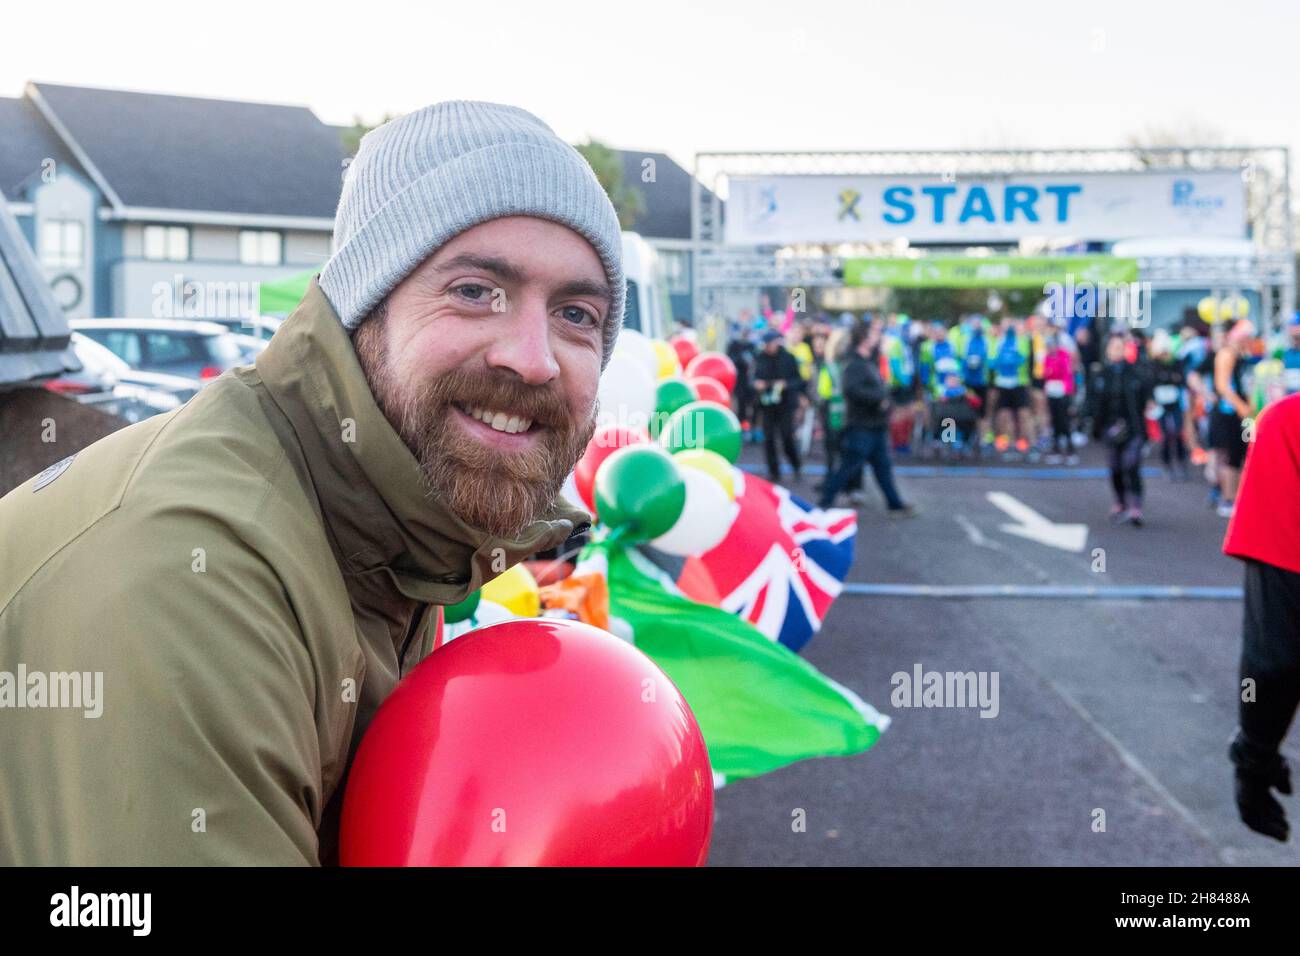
[685,352,737,395]
[670,335,700,371]
[340,618,714,866]
[688,376,730,408]
[573,424,649,512]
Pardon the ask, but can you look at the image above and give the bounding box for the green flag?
[259,269,316,315]
[579,539,888,784]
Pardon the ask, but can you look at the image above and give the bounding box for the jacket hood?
[255,277,590,607]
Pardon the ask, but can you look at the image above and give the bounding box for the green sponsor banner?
[841,255,1139,289]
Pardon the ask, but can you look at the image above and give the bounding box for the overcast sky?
[6,0,1298,173]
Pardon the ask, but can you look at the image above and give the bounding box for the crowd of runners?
[724,298,1300,526]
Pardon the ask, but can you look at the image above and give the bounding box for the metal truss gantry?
[691,146,1294,331]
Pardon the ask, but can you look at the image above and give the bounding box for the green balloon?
[593,446,686,541]
[443,589,481,624]
[655,378,697,418]
[659,401,743,464]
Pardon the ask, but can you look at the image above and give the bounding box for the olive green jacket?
[0,279,588,865]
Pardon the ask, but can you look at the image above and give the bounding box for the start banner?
[725,171,1245,245]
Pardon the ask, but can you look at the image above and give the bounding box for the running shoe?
[1217,501,1235,518]
[1127,508,1144,527]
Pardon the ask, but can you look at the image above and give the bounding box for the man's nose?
[484,295,561,386]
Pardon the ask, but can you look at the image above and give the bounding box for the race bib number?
[994,374,1019,389]
[1286,368,1300,392]
[1044,380,1067,398]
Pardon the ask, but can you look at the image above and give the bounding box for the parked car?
[70,333,200,403]
[69,319,248,383]
[44,334,190,423]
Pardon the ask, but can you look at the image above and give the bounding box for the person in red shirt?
[1222,393,1300,840]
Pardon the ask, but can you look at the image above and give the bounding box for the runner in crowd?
[1177,318,1213,467]
[1074,315,1103,422]
[881,314,920,455]
[1209,319,1256,519]
[753,329,805,483]
[1041,327,1078,464]
[951,313,993,453]
[727,316,760,444]
[1149,330,1190,481]
[1088,332,1154,527]
[1026,313,1051,456]
[927,322,979,459]
[990,316,1034,459]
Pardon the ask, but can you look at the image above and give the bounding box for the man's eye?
[561,305,597,327]
[453,283,491,302]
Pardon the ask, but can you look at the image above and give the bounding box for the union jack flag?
[639,472,856,652]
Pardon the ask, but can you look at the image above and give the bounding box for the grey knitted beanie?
[319,101,625,367]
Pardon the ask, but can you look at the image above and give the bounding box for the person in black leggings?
[1087,334,1154,526]
[1150,335,1189,479]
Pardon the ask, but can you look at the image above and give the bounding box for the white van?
[620,232,673,341]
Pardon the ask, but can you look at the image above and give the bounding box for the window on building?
[40,220,83,268]
[143,225,190,262]
[239,230,283,266]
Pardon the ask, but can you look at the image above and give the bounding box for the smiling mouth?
[452,402,538,436]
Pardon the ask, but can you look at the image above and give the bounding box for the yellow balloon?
[1219,296,1249,322]
[651,339,681,380]
[480,563,540,618]
[672,448,735,501]
[1197,297,1218,323]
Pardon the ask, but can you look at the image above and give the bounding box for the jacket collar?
[256,278,589,607]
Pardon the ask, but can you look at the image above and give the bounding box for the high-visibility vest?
[816,362,835,400]
[992,331,1031,388]
[883,334,914,387]
[952,325,991,386]
[1031,331,1047,380]
[792,341,814,381]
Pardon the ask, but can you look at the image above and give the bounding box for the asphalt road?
[707,438,1299,866]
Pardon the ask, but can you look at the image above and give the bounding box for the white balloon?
[651,465,733,556]
[613,329,660,380]
[596,354,655,433]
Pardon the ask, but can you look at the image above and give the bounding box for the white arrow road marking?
[986,491,1088,553]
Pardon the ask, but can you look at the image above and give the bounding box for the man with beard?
[0,102,623,864]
